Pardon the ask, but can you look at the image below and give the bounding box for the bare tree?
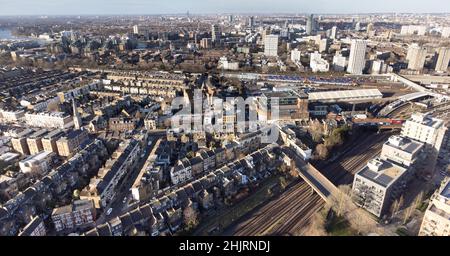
[402,205,415,225]
[315,144,329,160]
[288,159,299,178]
[329,185,352,217]
[412,191,424,210]
[183,201,199,230]
[349,208,377,235]
[390,198,403,218]
[303,210,328,236]
[308,119,324,143]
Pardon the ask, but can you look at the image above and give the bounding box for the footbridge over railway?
[282,147,339,202]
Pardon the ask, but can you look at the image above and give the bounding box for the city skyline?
[1,0,450,16]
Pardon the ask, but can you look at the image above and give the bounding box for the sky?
[0,0,449,16]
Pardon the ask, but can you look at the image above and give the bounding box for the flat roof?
[357,159,407,188]
[440,180,450,199]
[308,89,383,101]
[384,135,424,154]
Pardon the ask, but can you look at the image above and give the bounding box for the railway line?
[225,131,393,236]
[230,181,324,236]
[319,131,393,185]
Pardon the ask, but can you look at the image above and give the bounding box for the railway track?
[319,132,392,185]
[232,181,324,236]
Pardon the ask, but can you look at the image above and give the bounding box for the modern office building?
[211,24,220,43]
[406,44,427,71]
[248,16,255,28]
[419,179,450,236]
[306,14,315,35]
[133,25,139,35]
[264,35,279,57]
[352,158,409,217]
[434,47,450,72]
[347,40,367,75]
[330,26,337,39]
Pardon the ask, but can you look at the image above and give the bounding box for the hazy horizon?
[0,0,450,16]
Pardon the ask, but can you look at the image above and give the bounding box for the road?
[95,134,162,225]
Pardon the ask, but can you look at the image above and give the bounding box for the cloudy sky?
[0,0,449,15]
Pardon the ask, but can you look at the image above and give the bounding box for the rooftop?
[384,135,424,154]
[408,113,444,129]
[357,158,407,188]
[52,199,94,216]
[308,89,383,102]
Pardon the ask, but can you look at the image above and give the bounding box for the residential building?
[51,199,97,233]
[211,24,220,43]
[332,53,347,72]
[401,113,446,153]
[306,14,315,35]
[264,35,279,57]
[347,40,367,75]
[380,135,424,167]
[310,51,330,72]
[42,129,64,155]
[200,38,211,49]
[11,129,34,155]
[18,216,46,236]
[26,129,48,155]
[406,44,427,71]
[419,179,450,236]
[24,112,73,129]
[400,25,427,36]
[108,117,137,132]
[19,151,55,175]
[291,49,301,62]
[80,140,141,208]
[56,129,89,157]
[435,47,450,72]
[259,90,309,121]
[352,158,409,217]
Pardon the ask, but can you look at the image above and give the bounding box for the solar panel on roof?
[377,174,394,186]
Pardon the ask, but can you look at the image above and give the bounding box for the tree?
[315,144,329,160]
[402,205,415,225]
[183,201,199,231]
[308,119,324,143]
[303,210,328,236]
[349,208,377,235]
[390,197,403,218]
[331,185,352,217]
[412,191,424,210]
[288,159,299,178]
